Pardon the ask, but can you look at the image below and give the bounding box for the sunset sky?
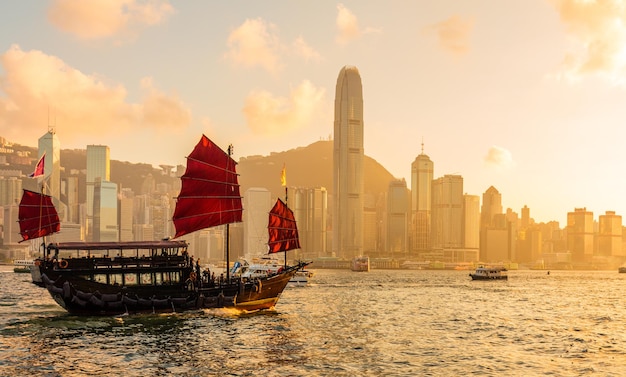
[1,0,626,225]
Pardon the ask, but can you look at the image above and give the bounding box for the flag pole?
[281,164,288,268]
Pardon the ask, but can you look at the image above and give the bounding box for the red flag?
[29,153,45,178]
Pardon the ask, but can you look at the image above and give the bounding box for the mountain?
[238,140,396,200]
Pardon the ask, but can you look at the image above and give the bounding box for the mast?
[226,144,233,282]
[282,164,288,267]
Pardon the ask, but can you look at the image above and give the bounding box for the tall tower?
[38,129,61,209]
[333,65,364,260]
[410,142,433,255]
[86,145,110,241]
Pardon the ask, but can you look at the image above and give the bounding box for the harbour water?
[2,266,626,376]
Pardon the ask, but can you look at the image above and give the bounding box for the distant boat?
[351,256,370,272]
[13,259,34,274]
[30,134,309,316]
[289,269,314,286]
[469,266,508,280]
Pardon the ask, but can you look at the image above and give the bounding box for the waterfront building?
[243,187,272,259]
[597,210,623,258]
[86,145,110,241]
[566,207,594,264]
[93,178,118,242]
[410,145,433,255]
[463,194,480,250]
[431,174,464,249]
[0,177,22,206]
[333,65,364,260]
[290,186,328,260]
[38,129,61,208]
[387,179,409,258]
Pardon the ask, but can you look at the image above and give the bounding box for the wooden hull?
[39,263,306,316]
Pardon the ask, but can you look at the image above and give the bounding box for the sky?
[1,0,626,225]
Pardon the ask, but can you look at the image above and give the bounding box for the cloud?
[225,18,283,74]
[336,4,361,44]
[242,80,325,135]
[551,0,626,84]
[484,146,514,169]
[0,45,190,145]
[47,0,174,41]
[335,4,381,45]
[293,36,322,63]
[140,77,191,127]
[424,15,474,56]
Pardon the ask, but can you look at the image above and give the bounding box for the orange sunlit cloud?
[335,3,381,45]
[336,4,361,44]
[47,0,174,41]
[424,15,474,56]
[0,45,190,144]
[293,36,322,63]
[484,146,514,170]
[242,80,325,135]
[552,0,626,84]
[225,18,284,74]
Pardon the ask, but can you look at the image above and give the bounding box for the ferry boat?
[351,256,370,272]
[13,259,34,273]
[469,266,508,280]
[24,135,309,316]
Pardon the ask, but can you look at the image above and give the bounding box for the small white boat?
[13,259,34,274]
[231,257,285,279]
[469,266,508,280]
[289,269,314,286]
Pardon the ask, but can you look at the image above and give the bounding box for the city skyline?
[1,1,626,224]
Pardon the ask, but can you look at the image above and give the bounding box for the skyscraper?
[431,174,464,249]
[243,187,272,259]
[333,65,364,260]
[86,145,110,241]
[387,179,409,257]
[566,207,594,263]
[410,144,433,254]
[38,129,60,209]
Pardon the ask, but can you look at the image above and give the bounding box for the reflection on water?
[2,266,626,376]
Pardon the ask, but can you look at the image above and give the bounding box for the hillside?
[238,140,395,200]
[3,138,397,201]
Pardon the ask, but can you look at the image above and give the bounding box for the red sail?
[267,198,301,254]
[18,189,60,242]
[173,135,243,238]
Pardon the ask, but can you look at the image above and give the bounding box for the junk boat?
[25,135,309,316]
[469,266,508,280]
